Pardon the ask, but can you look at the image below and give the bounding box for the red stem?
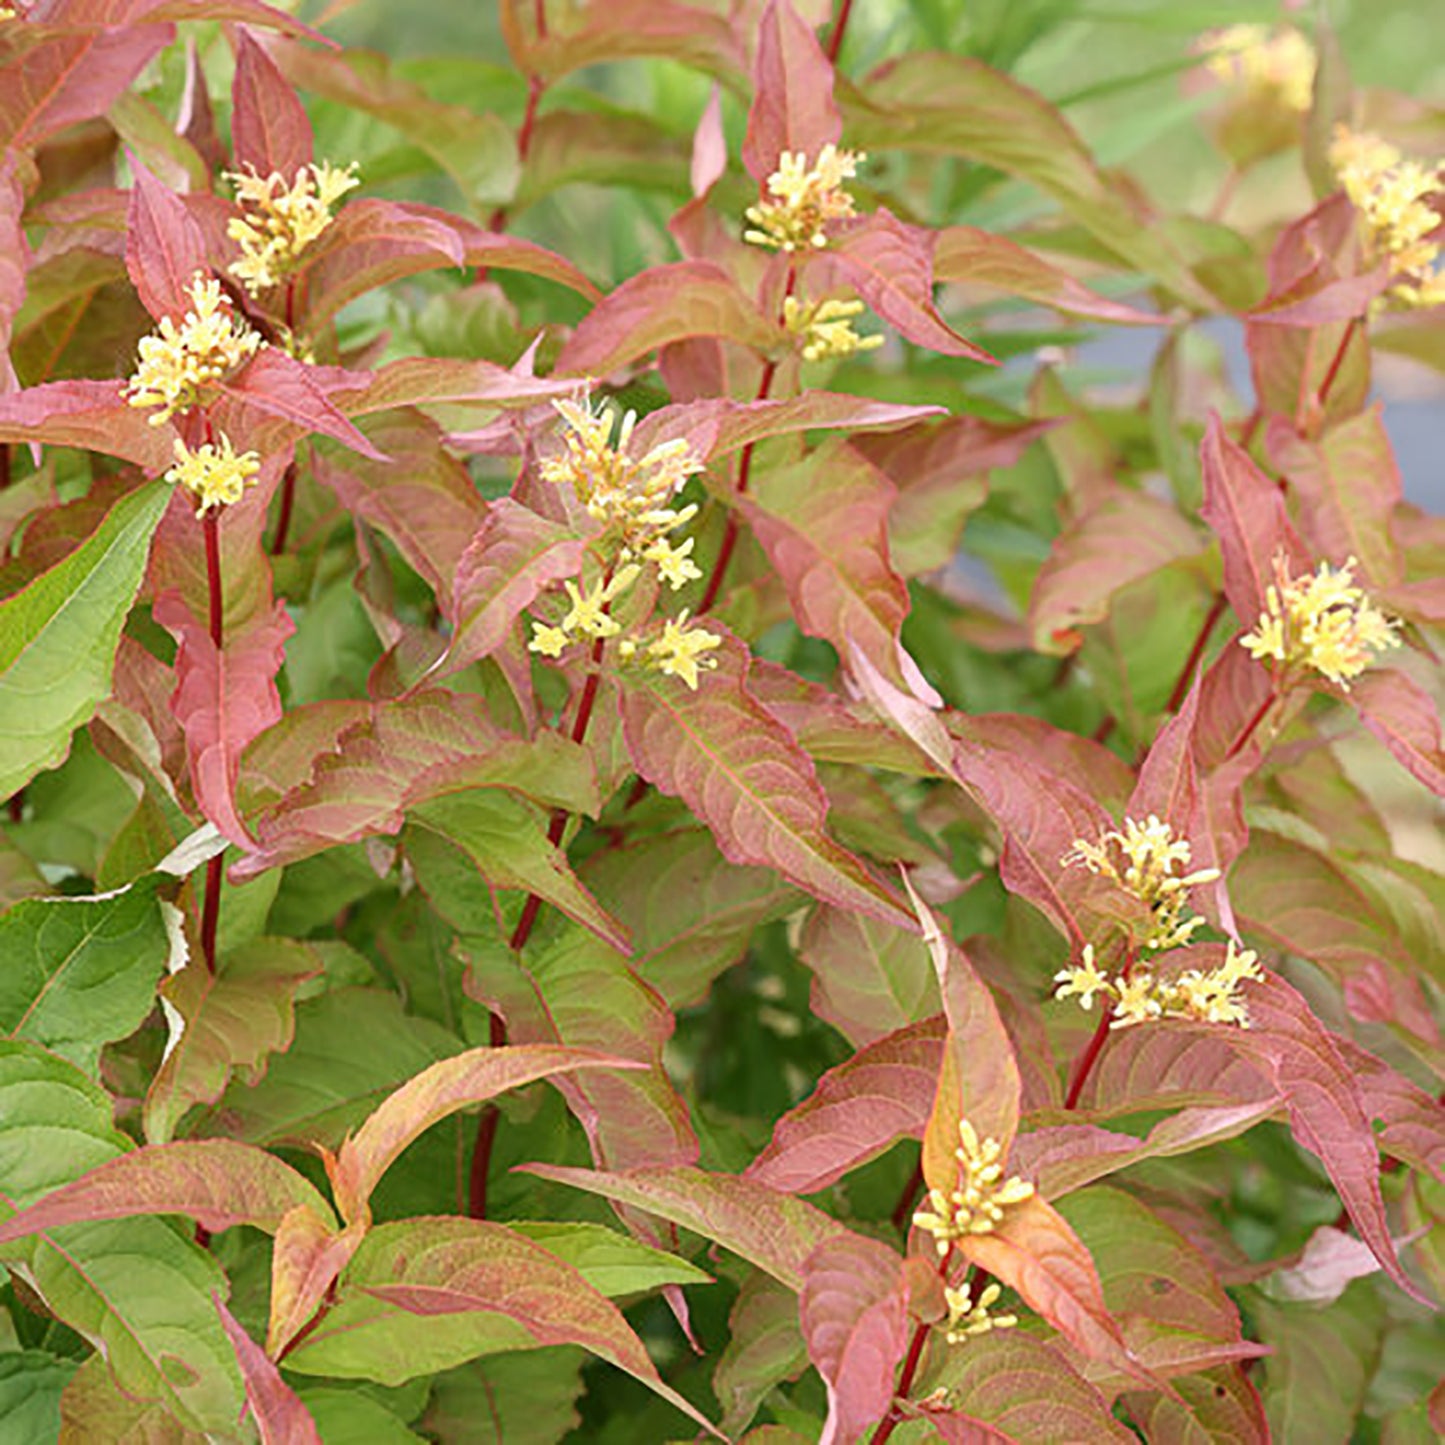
[0,441,10,490]
[826,0,854,64]
[487,2,549,232]
[468,630,608,1218]
[890,1158,925,1235]
[199,509,225,973]
[1163,593,1227,717]
[1313,316,1361,420]
[1225,687,1277,762]
[1063,1002,1114,1110]
[868,1318,930,1445]
[698,357,779,615]
[270,461,297,557]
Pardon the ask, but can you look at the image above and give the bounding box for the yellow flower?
[782,295,883,361]
[1200,24,1315,115]
[127,274,263,425]
[643,612,722,690]
[1329,127,1445,309]
[911,1119,1035,1257]
[227,161,359,295]
[1241,552,1400,688]
[942,1281,1018,1345]
[1052,944,1111,1010]
[744,144,863,253]
[165,433,261,516]
[528,622,570,659]
[642,535,702,590]
[1063,814,1220,951]
[1109,971,1163,1030]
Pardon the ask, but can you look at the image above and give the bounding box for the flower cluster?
[164,434,261,516]
[1199,24,1315,115]
[911,1119,1035,1257]
[1241,552,1400,688]
[942,1280,1018,1346]
[126,274,262,425]
[782,295,882,362]
[744,145,863,253]
[528,398,721,688]
[1329,127,1445,309]
[227,162,359,295]
[1054,938,1264,1030]
[1063,814,1220,951]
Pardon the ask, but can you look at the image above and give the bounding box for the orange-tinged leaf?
[958,1195,1158,1390]
[267,1205,366,1358]
[906,879,1021,1185]
[0,1139,334,1245]
[144,938,318,1146]
[125,159,211,322]
[618,628,916,931]
[1345,667,1445,799]
[799,1234,909,1445]
[332,1044,643,1222]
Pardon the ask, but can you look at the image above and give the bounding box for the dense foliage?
[0,1,1443,1440]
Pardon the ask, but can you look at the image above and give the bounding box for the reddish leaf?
[798,907,939,1047]
[816,210,994,363]
[908,881,1022,1183]
[715,1271,809,1437]
[236,691,595,878]
[0,157,27,355]
[1330,1034,1445,1184]
[691,84,727,198]
[154,592,294,849]
[0,379,174,471]
[932,225,1160,325]
[1226,968,1427,1302]
[285,1217,724,1437]
[230,28,313,179]
[1266,407,1402,587]
[618,628,915,931]
[144,939,318,1146]
[1131,666,1203,829]
[1011,1101,1280,1201]
[522,1164,848,1291]
[555,261,776,378]
[741,0,840,184]
[747,1018,942,1193]
[418,206,601,299]
[635,393,943,465]
[331,1044,642,1223]
[0,25,172,150]
[443,498,588,670]
[0,1139,333,1244]
[959,1194,1157,1388]
[220,347,386,462]
[926,1330,1136,1443]
[125,160,212,321]
[743,439,928,699]
[1345,666,1445,799]
[214,1295,322,1445]
[292,199,465,329]
[312,414,487,617]
[1199,411,1311,629]
[267,1205,366,1358]
[916,1410,1015,1444]
[799,1234,909,1445]
[137,0,328,35]
[1028,489,1205,655]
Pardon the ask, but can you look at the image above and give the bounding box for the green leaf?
[0,1042,242,1436]
[295,1387,427,1443]
[201,987,459,1149]
[419,1350,586,1444]
[0,1350,79,1443]
[0,875,172,1076]
[507,1221,712,1296]
[0,480,168,799]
